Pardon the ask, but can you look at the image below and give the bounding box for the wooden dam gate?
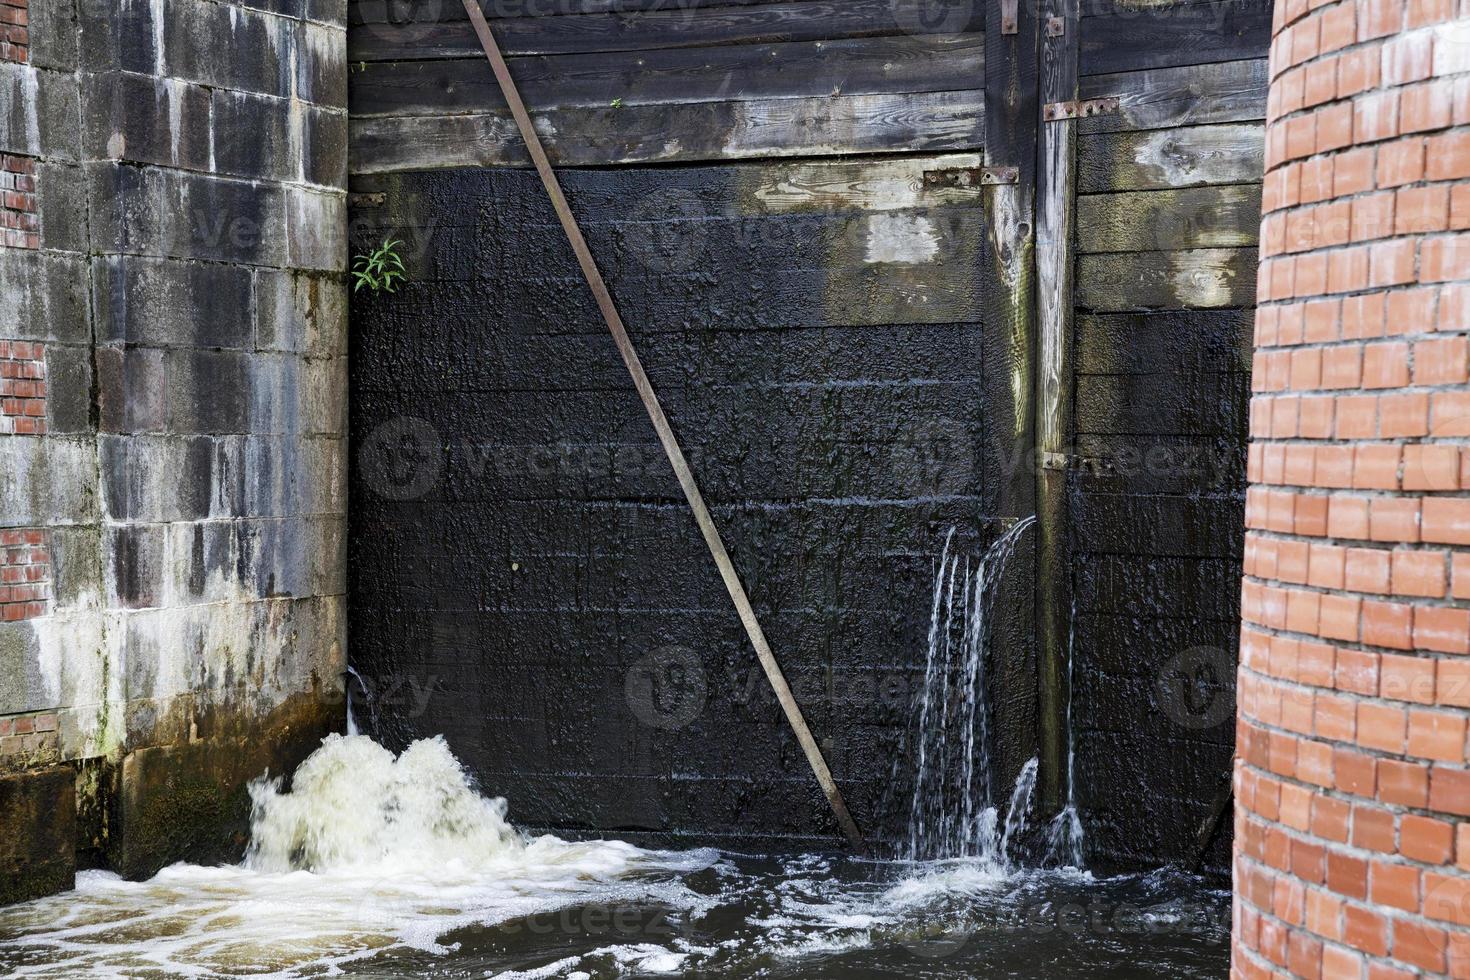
[345,0,1266,871]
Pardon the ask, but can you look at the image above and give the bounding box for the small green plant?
[610,97,624,109]
[352,239,407,294]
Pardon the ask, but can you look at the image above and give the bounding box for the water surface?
[0,735,1227,979]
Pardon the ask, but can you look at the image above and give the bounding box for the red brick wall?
[1237,0,1470,976]
[0,711,58,769]
[1,154,38,250]
[0,340,46,435]
[0,529,50,623]
[0,0,26,64]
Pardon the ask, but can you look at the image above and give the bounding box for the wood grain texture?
[350,0,984,60]
[1080,0,1271,74]
[1077,122,1265,192]
[1035,0,1079,818]
[350,34,985,115]
[1074,372,1249,436]
[348,89,986,170]
[1078,58,1267,133]
[1076,247,1258,311]
[352,0,811,23]
[1075,308,1254,376]
[1076,185,1263,253]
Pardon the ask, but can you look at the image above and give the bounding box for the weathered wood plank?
[1078,59,1267,133]
[1080,0,1238,13]
[1076,247,1257,311]
[1072,494,1245,559]
[1077,122,1265,192]
[977,0,1044,812]
[1076,185,1262,253]
[350,34,986,115]
[348,89,986,171]
[485,152,995,215]
[1035,0,1079,817]
[351,0,807,24]
[1080,0,1271,75]
[1075,371,1250,436]
[1076,308,1254,375]
[349,0,983,60]
[728,153,987,214]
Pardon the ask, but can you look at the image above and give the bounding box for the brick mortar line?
[1268,81,1470,132]
[1243,566,1465,606]
[1241,652,1470,721]
[1239,654,1470,722]
[1234,848,1470,974]
[1244,533,1465,562]
[1248,482,1470,498]
[1248,433,1470,444]
[1240,589,1470,646]
[1235,808,1470,915]
[1243,525,1470,554]
[1238,674,1470,774]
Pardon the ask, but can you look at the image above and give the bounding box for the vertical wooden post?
[1035,0,1080,816]
[984,0,1042,795]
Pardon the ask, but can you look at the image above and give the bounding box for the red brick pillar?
[1237,0,1470,976]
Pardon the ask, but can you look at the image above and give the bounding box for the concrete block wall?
[1236,0,1470,975]
[0,0,348,899]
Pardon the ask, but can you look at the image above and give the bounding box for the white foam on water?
[0,735,1199,980]
[0,734,717,979]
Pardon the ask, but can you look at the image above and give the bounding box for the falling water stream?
[906,519,1038,866]
[0,527,1227,979]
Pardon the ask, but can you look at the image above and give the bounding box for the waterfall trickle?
[1044,595,1086,869]
[344,665,368,737]
[906,517,1036,866]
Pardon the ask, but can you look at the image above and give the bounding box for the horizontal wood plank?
[349,0,983,60]
[349,90,986,170]
[1077,122,1265,192]
[1075,308,1254,375]
[1080,0,1271,75]
[351,0,811,24]
[1079,0,1237,14]
[350,34,985,115]
[1071,494,1245,560]
[1076,185,1262,253]
[1076,247,1258,311]
[1078,58,1267,133]
[1075,372,1250,436]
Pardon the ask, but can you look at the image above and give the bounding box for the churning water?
[0,734,1227,979]
[0,528,1225,978]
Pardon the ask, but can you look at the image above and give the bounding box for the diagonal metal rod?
[459,0,864,851]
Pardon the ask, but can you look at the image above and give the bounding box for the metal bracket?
[922,166,1019,189]
[1040,451,1071,471]
[1043,97,1120,121]
[1001,0,1018,34]
[348,192,386,208]
[1046,15,1065,36]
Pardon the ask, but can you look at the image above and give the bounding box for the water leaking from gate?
[0,520,1229,979]
[905,518,1045,868]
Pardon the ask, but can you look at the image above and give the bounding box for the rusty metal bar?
[1042,97,1120,121]
[457,0,865,852]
